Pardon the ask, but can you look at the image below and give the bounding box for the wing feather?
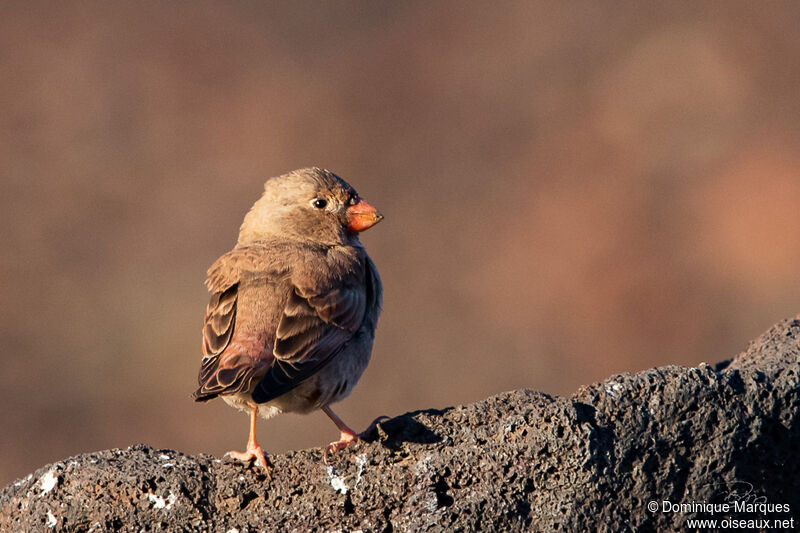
[251,260,370,404]
[193,247,273,402]
[201,284,237,356]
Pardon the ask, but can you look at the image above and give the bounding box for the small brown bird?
[192,168,383,473]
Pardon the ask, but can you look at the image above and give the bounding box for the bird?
[192,167,383,474]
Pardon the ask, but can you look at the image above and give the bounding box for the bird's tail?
[191,388,218,402]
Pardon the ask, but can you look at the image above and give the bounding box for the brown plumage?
[192,168,383,472]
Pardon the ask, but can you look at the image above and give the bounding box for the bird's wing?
[192,247,276,402]
[250,258,370,404]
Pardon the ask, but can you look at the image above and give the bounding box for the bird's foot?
[226,444,273,477]
[325,428,359,458]
[324,416,391,459]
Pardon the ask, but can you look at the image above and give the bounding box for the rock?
[2,318,800,532]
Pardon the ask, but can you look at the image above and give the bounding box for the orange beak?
[346,199,383,232]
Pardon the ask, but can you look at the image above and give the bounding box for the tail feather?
[191,388,219,402]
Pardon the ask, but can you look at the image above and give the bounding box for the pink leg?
[322,406,360,454]
[226,406,272,477]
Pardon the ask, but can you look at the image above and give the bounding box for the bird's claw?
[323,415,391,462]
[225,446,273,478]
[323,431,358,462]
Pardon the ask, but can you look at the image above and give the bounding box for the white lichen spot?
[45,511,57,528]
[39,470,58,494]
[413,454,432,476]
[166,492,177,509]
[148,493,166,509]
[89,460,98,464]
[354,454,368,487]
[226,529,240,533]
[326,466,348,494]
[605,382,624,398]
[147,491,178,510]
[161,463,174,469]
[159,454,171,461]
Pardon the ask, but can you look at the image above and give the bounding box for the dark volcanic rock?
[2,318,800,532]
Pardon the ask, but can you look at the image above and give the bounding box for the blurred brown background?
[2,1,800,485]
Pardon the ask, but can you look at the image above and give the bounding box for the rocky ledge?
[2,318,800,532]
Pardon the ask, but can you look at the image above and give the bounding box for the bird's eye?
[348,196,358,206]
[311,198,328,209]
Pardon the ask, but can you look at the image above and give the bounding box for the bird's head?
[238,167,383,246]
